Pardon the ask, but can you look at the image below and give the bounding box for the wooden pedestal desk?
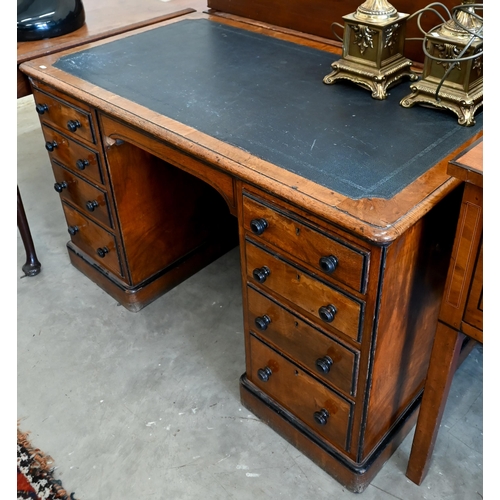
[20,13,483,492]
[406,139,483,485]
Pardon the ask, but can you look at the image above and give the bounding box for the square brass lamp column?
[400,1,482,126]
[323,0,417,100]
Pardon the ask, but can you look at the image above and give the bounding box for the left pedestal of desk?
[30,80,238,311]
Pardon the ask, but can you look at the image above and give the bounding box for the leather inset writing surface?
[54,19,482,200]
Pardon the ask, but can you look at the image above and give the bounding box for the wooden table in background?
[17,0,207,276]
[406,138,483,485]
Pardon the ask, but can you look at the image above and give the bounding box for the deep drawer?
[248,334,353,451]
[246,241,364,342]
[41,125,103,185]
[33,88,96,145]
[62,203,122,277]
[247,287,358,397]
[52,162,112,229]
[243,194,369,293]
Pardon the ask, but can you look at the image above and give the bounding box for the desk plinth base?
[67,236,237,312]
[240,374,420,493]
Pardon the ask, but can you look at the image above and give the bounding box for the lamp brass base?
[323,56,418,100]
[400,79,483,126]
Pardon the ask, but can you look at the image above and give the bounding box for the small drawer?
[248,334,353,451]
[41,126,103,185]
[62,203,122,277]
[52,162,113,229]
[243,194,369,293]
[33,88,96,145]
[247,287,358,397]
[246,241,364,343]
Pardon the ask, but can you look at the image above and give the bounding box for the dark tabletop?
[54,19,482,200]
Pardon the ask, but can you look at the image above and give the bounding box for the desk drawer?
[41,126,103,185]
[243,194,368,293]
[33,88,96,145]
[52,162,112,229]
[62,203,122,277]
[247,287,358,397]
[246,241,364,342]
[248,334,352,451]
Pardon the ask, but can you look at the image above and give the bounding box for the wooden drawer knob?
[54,181,67,193]
[315,356,333,374]
[67,119,81,132]
[319,304,337,323]
[255,314,271,331]
[257,366,273,382]
[319,255,338,274]
[96,247,109,258]
[250,218,268,235]
[45,140,57,152]
[86,200,99,212]
[35,103,48,115]
[253,266,271,284]
[67,225,79,236]
[313,408,329,426]
[76,159,89,170]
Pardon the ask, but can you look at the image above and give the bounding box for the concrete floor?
[17,94,483,499]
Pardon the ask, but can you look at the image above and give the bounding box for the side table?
[406,138,483,485]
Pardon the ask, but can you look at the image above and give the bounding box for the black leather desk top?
[54,19,482,200]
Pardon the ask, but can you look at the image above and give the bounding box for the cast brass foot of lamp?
[400,1,483,126]
[323,0,418,100]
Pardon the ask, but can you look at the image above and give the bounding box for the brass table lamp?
[323,0,417,100]
[400,1,483,126]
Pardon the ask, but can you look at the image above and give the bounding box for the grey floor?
[17,94,483,499]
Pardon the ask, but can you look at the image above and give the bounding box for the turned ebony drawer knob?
[319,304,337,323]
[67,119,81,132]
[45,140,57,152]
[86,200,99,212]
[319,255,338,274]
[255,314,271,331]
[313,408,329,426]
[250,218,268,235]
[54,181,68,193]
[257,366,272,382]
[253,266,270,284]
[315,356,333,374]
[96,247,109,258]
[76,159,89,170]
[67,225,78,236]
[35,103,48,115]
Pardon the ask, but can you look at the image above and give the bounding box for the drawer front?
[243,194,368,293]
[248,334,352,451]
[247,287,358,396]
[62,203,122,277]
[33,88,96,145]
[42,126,103,185]
[246,241,364,342]
[52,162,112,229]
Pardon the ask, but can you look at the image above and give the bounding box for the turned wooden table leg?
[406,321,466,485]
[17,186,42,276]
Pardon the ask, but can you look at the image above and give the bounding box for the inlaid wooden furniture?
[406,138,483,485]
[17,0,207,277]
[20,12,482,492]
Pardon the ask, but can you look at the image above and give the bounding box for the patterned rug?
[17,428,77,500]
